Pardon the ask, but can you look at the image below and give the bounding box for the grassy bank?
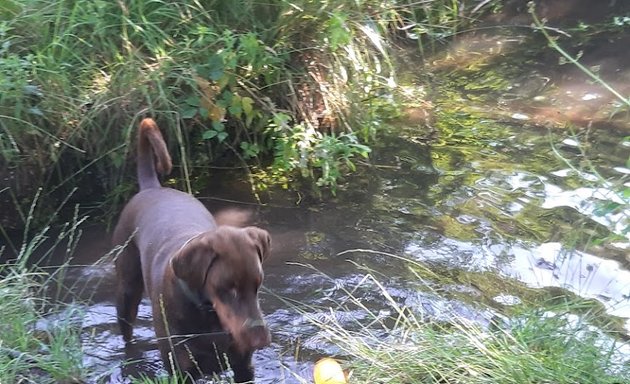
[302,267,630,383]
[0,215,87,384]
[0,267,85,384]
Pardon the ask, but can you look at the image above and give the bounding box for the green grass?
[299,268,630,383]
[130,371,236,384]
[0,266,86,384]
[0,194,88,383]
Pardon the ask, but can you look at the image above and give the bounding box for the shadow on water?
[4,3,630,382]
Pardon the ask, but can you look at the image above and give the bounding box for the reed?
[290,262,630,383]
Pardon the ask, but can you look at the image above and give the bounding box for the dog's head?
[171,226,271,353]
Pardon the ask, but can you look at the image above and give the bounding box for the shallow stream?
[14,14,630,384]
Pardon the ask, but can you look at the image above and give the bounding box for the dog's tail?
[137,118,172,190]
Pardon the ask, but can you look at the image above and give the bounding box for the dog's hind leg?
[115,241,144,342]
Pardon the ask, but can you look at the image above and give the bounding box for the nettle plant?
[267,112,371,192]
[177,26,373,192]
[178,30,282,161]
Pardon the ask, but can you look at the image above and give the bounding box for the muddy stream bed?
[10,19,630,384]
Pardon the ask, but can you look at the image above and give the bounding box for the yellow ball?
[313,357,347,384]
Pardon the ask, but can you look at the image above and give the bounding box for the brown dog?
[113,118,271,383]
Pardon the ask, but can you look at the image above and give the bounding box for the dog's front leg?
[114,245,144,342]
[229,351,255,383]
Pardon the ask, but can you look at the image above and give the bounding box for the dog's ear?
[245,227,271,263]
[171,237,216,289]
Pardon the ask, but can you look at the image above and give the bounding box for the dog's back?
[113,119,216,290]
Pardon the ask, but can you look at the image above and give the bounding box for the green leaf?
[217,131,228,142]
[228,105,242,117]
[185,96,200,107]
[181,107,197,119]
[242,97,253,117]
[210,68,224,81]
[327,12,351,50]
[240,33,260,59]
[221,90,233,104]
[227,93,242,118]
[207,54,224,81]
[212,121,225,132]
[202,130,218,140]
[240,142,259,159]
[111,153,124,168]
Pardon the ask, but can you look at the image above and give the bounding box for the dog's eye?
[219,287,239,301]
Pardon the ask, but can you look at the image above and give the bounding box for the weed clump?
[313,277,630,383]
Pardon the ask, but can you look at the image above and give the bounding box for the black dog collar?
[176,277,216,314]
[172,232,218,314]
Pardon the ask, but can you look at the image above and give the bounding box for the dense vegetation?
[0,0,497,229]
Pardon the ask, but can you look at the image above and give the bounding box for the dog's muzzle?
[242,318,271,350]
